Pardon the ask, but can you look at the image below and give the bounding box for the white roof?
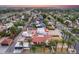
[48,29,62,36]
[64,20,72,23]
[23,42,29,48]
[38,35,44,37]
[17,37,25,41]
[5,22,14,29]
[15,42,23,47]
[36,21,40,24]
[37,28,47,35]
[21,15,24,19]
[22,31,32,37]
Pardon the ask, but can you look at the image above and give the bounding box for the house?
[47,24,55,30]
[0,25,6,32]
[15,42,23,49]
[4,22,14,29]
[48,21,52,25]
[17,36,26,42]
[0,37,8,44]
[32,35,52,44]
[23,41,30,48]
[51,36,62,41]
[38,15,43,20]
[22,31,32,38]
[64,20,73,27]
[21,41,30,54]
[48,29,62,41]
[14,41,30,53]
[36,20,40,24]
[36,23,46,28]
[15,41,30,49]
[21,15,25,19]
[31,29,37,36]
[37,28,47,35]
[13,41,23,53]
[0,37,13,46]
[32,28,62,44]
[76,18,79,27]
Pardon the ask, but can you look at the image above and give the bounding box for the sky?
[0,5,79,9]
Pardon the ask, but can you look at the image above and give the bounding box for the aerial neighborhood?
[0,7,79,54]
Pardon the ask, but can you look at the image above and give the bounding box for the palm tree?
[70,37,77,49]
[48,40,57,53]
[51,40,59,53]
[31,45,36,53]
[66,36,78,53]
[62,30,67,40]
[60,39,66,52]
[66,39,73,52]
[27,38,32,44]
[41,42,46,53]
[62,30,72,40]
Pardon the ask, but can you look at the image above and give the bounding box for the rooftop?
[1,37,13,45]
[32,35,52,43]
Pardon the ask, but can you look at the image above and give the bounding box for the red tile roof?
[31,29,37,35]
[32,35,52,43]
[1,37,13,45]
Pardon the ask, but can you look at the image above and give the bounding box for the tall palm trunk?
[61,43,64,53]
[67,44,70,53]
[55,43,58,53]
[43,46,45,53]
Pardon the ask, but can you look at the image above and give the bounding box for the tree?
[0,31,6,37]
[62,30,72,40]
[41,42,46,53]
[60,39,66,52]
[9,26,17,34]
[69,37,77,49]
[32,24,37,28]
[71,28,79,34]
[43,18,49,26]
[57,17,64,24]
[41,14,47,18]
[48,40,57,53]
[9,26,21,38]
[66,39,73,51]
[14,20,25,27]
[31,45,36,53]
[5,31,11,37]
[27,39,32,45]
[66,36,78,52]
